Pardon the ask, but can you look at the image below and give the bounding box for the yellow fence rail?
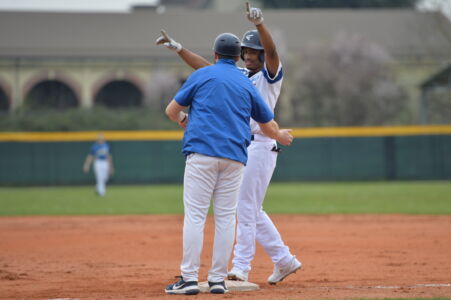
[0,125,451,142]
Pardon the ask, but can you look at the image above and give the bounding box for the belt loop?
[251,135,254,141]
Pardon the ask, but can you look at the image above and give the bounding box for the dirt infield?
[0,215,450,299]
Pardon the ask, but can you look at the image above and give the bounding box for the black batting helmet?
[213,33,241,57]
[241,30,264,62]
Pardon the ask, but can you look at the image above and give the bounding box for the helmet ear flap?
[259,51,264,63]
[241,48,265,63]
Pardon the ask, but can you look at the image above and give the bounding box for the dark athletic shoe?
[208,281,228,294]
[165,276,200,295]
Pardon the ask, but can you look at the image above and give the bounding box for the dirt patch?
[0,215,450,299]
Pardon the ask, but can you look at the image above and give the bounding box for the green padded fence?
[0,141,185,185]
[0,127,450,185]
[273,135,451,181]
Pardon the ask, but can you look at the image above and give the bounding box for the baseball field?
[1,181,450,299]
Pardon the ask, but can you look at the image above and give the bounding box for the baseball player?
[163,32,293,295]
[83,133,114,196]
[156,2,301,285]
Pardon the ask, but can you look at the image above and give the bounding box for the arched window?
[0,88,9,111]
[94,80,143,108]
[25,80,78,109]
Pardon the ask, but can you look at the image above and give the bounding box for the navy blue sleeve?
[262,62,283,84]
[250,86,274,123]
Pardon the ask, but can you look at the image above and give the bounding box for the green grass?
[0,181,450,216]
[265,181,451,214]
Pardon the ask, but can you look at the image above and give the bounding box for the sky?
[0,0,159,12]
[417,0,451,19]
[0,0,449,19]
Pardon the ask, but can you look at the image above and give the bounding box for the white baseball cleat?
[267,256,302,285]
[227,267,249,281]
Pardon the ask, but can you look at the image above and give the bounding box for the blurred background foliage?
[284,33,409,127]
[0,107,178,132]
[0,0,450,131]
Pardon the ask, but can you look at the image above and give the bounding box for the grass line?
[0,181,450,216]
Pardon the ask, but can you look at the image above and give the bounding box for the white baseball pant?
[181,153,244,283]
[232,135,293,272]
[94,160,109,196]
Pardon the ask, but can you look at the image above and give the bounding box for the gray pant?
[181,153,244,283]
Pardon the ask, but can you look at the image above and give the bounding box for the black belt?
[271,145,281,153]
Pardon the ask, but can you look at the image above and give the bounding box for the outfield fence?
[0,125,450,185]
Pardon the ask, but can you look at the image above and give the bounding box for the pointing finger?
[155,36,165,45]
[161,29,171,41]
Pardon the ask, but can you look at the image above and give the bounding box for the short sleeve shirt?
[90,142,110,160]
[239,61,283,135]
[174,59,273,165]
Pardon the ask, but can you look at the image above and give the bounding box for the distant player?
[83,133,114,196]
[156,2,301,284]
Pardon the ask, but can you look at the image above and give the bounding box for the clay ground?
[0,215,450,300]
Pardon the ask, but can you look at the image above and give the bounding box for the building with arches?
[0,7,450,112]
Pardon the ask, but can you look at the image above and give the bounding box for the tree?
[288,32,407,126]
[428,88,451,124]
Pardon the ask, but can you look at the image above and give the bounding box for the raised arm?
[156,30,212,70]
[246,2,280,77]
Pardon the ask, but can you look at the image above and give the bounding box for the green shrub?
[0,107,179,131]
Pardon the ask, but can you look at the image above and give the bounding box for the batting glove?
[155,30,182,53]
[247,5,264,25]
[178,113,188,129]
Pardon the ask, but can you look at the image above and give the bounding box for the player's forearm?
[178,48,211,70]
[165,99,188,126]
[258,120,280,140]
[155,30,210,70]
[83,155,93,171]
[166,109,185,123]
[255,23,277,59]
[84,155,93,166]
[108,155,114,173]
[258,120,293,146]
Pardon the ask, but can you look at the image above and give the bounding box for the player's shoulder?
[238,67,249,77]
[261,61,283,84]
[193,64,225,80]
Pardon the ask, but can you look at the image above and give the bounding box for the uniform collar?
[217,58,236,66]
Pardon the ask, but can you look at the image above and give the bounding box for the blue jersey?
[90,142,110,160]
[174,59,274,165]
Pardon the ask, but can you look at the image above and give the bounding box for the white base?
[199,280,259,293]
